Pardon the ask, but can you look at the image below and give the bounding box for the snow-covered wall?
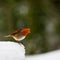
[0,41,25,60]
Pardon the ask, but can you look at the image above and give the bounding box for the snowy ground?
[26,50,60,60]
[0,41,60,60]
[0,41,25,60]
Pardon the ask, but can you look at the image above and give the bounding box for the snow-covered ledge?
[0,41,25,60]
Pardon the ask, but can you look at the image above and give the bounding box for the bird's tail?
[4,35,11,37]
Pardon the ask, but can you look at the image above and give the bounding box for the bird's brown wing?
[4,28,24,38]
[11,28,22,36]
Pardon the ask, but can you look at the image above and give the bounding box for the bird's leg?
[17,41,23,45]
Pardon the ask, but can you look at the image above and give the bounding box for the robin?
[5,28,30,42]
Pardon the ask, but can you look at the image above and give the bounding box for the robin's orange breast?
[22,28,30,36]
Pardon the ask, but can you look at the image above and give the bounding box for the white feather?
[13,36,26,41]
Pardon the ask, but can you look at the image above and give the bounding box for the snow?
[26,50,60,60]
[0,41,25,60]
[0,41,60,60]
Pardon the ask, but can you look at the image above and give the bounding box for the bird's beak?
[27,28,31,33]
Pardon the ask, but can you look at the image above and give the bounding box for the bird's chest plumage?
[12,33,26,41]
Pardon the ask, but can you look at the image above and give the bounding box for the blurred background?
[0,0,60,55]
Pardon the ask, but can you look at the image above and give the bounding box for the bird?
[5,28,30,42]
